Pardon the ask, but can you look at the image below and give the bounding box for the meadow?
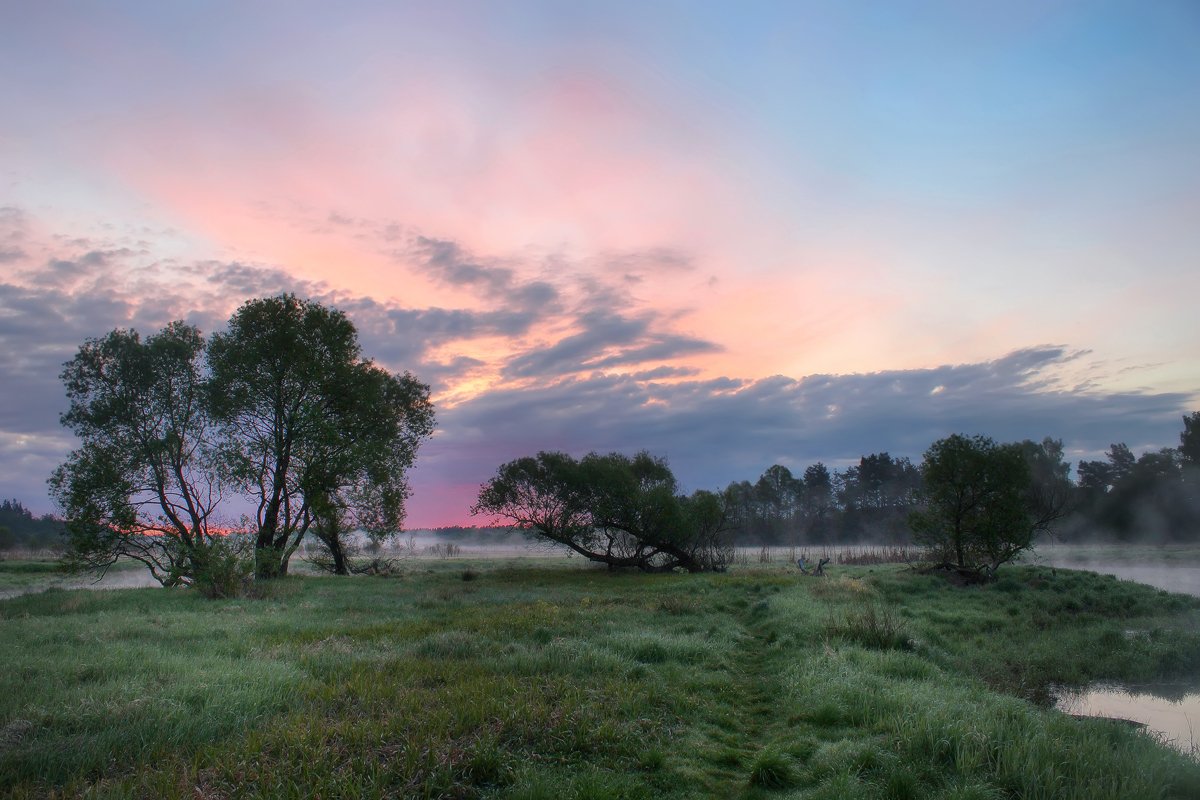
[1,557,1198,799]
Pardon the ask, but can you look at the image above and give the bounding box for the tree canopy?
[52,295,434,585]
[49,322,224,585]
[208,295,435,578]
[909,434,1044,576]
[473,451,731,572]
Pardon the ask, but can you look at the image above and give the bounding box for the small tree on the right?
[909,434,1039,577]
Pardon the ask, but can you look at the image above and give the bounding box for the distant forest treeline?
[723,414,1200,546]
[0,499,66,551]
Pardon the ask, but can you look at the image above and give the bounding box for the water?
[1042,548,1200,756]
[1041,559,1200,598]
[1056,683,1200,757]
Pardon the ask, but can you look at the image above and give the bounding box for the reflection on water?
[1056,683,1200,757]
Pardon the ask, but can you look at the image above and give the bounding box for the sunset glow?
[2,2,1198,527]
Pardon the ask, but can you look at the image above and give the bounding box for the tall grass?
[0,561,1197,797]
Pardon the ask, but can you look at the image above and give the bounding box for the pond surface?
[1056,566,1195,597]
[1043,561,1200,597]
[1056,683,1200,757]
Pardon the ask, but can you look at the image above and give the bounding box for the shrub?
[191,537,253,599]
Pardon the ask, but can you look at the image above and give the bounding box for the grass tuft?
[825,602,912,650]
[748,746,798,789]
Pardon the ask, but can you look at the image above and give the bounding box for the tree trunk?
[329,536,349,575]
[254,544,287,579]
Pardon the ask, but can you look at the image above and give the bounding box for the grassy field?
[1,558,1198,799]
[0,559,150,597]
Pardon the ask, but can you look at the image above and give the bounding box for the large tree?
[800,462,835,541]
[1017,437,1073,537]
[49,323,227,585]
[1182,412,1200,518]
[302,360,435,574]
[474,451,731,572]
[908,434,1034,576]
[208,295,434,578]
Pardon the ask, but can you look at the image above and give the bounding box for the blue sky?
[1,1,1198,524]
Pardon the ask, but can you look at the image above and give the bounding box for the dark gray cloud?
[504,311,646,378]
[630,365,701,381]
[79,248,138,266]
[503,311,720,378]
[37,248,142,283]
[588,333,719,370]
[411,236,560,313]
[197,260,327,300]
[337,300,538,377]
[417,236,515,292]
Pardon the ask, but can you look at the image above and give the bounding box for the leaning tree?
[208,295,434,578]
[473,450,731,572]
[50,322,228,586]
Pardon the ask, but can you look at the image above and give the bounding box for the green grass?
[0,559,65,593]
[0,561,1197,798]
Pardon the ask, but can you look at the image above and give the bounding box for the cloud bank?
[425,347,1191,523]
[1,207,1191,526]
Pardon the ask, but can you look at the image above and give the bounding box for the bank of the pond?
[1,562,1197,798]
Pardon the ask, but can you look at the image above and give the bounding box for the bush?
[191,537,253,599]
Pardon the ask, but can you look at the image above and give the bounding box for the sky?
[1,1,1198,527]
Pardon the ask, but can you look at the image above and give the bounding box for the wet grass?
[0,558,144,595]
[0,561,1197,798]
[0,559,65,592]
